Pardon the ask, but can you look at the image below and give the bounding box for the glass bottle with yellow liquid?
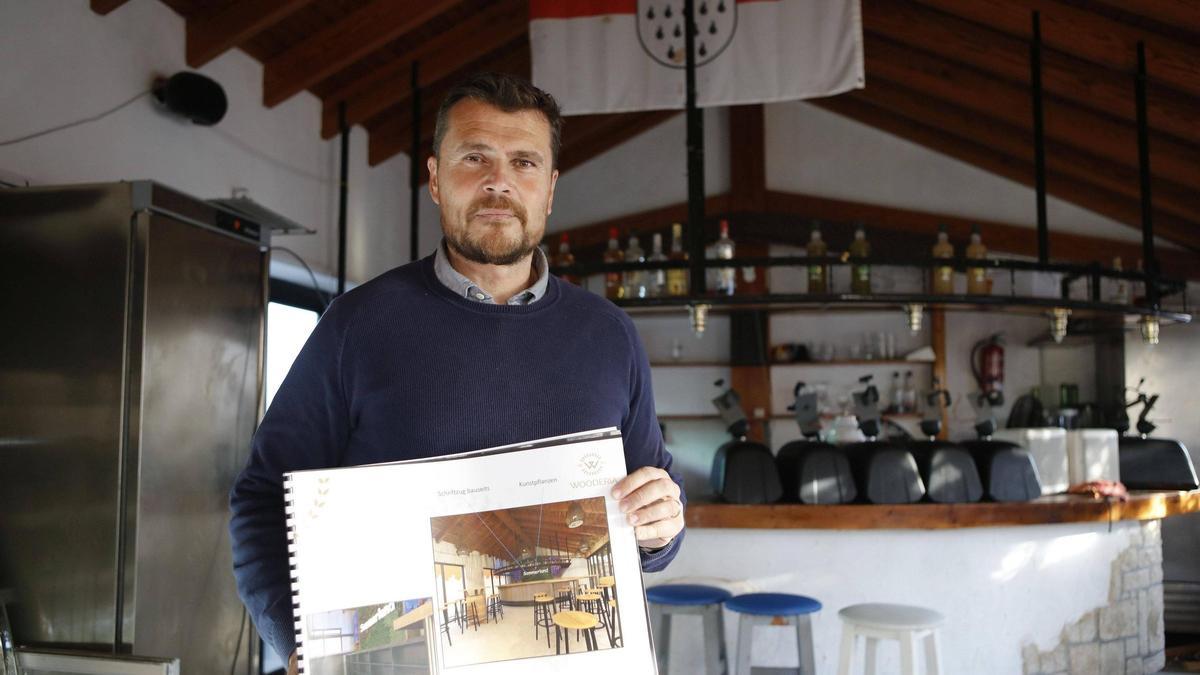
[848,224,871,295]
[666,223,689,296]
[966,224,989,295]
[931,223,955,294]
[603,227,624,300]
[806,221,829,293]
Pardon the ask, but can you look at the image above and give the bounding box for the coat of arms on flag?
[637,0,738,68]
[531,0,864,116]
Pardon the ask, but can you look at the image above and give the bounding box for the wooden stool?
[837,603,945,675]
[553,610,599,654]
[533,594,555,649]
[725,592,822,675]
[646,584,733,675]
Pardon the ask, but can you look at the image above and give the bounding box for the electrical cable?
[0,90,151,147]
[271,246,331,311]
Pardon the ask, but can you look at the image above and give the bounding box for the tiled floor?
[437,604,619,668]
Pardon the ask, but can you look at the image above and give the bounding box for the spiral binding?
[284,475,306,675]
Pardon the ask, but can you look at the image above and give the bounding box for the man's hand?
[288,651,298,675]
[611,466,684,550]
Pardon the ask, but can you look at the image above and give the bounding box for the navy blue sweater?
[229,255,685,660]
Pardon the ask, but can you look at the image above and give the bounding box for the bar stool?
[724,592,821,675]
[837,603,944,675]
[576,592,612,646]
[646,584,732,675]
[533,594,556,649]
[486,593,505,622]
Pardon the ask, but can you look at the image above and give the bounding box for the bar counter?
[684,489,1200,529]
[497,575,595,605]
[654,489,1200,674]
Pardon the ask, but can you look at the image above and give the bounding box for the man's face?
[428,98,559,266]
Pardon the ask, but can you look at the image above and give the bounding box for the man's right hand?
[288,651,298,675]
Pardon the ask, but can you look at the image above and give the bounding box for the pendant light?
[566,501,585,528]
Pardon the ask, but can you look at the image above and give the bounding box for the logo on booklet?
[578,453,604,475]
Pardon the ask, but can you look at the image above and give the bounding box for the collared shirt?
[432,239,550,305]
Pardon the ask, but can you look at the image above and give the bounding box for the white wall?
[0,0,410,288]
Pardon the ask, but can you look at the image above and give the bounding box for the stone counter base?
[1022,520,1165,675]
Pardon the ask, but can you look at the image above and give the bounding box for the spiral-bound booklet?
[284,428,658,674]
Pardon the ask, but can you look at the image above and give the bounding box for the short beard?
[446,230,536,266]
[445,195,536,266]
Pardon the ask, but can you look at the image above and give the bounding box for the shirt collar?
[433,239,549,305]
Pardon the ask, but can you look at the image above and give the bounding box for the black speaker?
[153,72,227,126]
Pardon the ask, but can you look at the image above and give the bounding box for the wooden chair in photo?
[486,592,504,622]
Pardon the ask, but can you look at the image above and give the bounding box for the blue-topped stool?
[725,593,821,675]
[646,584,733,675]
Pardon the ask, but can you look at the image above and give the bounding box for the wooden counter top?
[684,489,1200,530]
[498,576,594,589]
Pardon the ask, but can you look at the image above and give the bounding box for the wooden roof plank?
[320,0,527,138]
[90,0,130,14]
[262,0,467,108]
[911,0,1200,98]
[186,0,317,68]
[852,77,1199,225]
[862,0,1200,146]
[815,95,1200,253]
[863,34,1200,191]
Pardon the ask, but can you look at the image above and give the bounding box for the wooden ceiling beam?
[186,0,316,68]
[862,0,1200,146]
[367,45,530,166]
[850,78,1199,228]
[262,0,466,108]
[90,0,129,14]
[487,510,535,556]
[862,34,1200,191]
[320,0,527,138]
[1083,0,1200,39]
[817,96,1200,254]
[728,105,766,212]
[910,0,1200,98]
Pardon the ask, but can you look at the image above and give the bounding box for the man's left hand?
[612,466,684,550]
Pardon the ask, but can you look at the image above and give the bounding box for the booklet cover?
[285,429,657,674]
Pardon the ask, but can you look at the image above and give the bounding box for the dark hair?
[433,72,563,169]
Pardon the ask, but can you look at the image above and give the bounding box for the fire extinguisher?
[971,333,1005,406]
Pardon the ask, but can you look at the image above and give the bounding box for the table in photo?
[552,610,600,655]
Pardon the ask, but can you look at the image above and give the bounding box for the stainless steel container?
[0,182,267,673]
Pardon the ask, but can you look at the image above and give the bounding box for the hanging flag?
[530,0,864,115]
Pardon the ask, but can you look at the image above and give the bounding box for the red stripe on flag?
[530,0,636,19]
[530,0,773,20]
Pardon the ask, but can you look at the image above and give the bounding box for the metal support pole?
[1135,42,1159,309]
[337,101,349,296]
[683,0,706,295]
[1030,12,1049,263]
[410,61,421,262]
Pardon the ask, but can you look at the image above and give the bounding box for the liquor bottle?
[666,222,689,296]
[603,227,624,300]
[931,223,955,294]
[624,234,648,299]
[806,221,829,294]
[966,224,989,295]
[554,233,578,285]
[889,371,903,414]
[711,219,736,296]
[1109,257,1130,305]
[901,370,917,414]
[648,233,668,297]
[849,224,871,294]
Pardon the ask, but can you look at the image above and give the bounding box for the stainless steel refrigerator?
[0,181,268,673]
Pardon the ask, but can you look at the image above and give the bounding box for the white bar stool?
[837,603,944,675]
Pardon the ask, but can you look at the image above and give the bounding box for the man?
[229,72,686,669]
